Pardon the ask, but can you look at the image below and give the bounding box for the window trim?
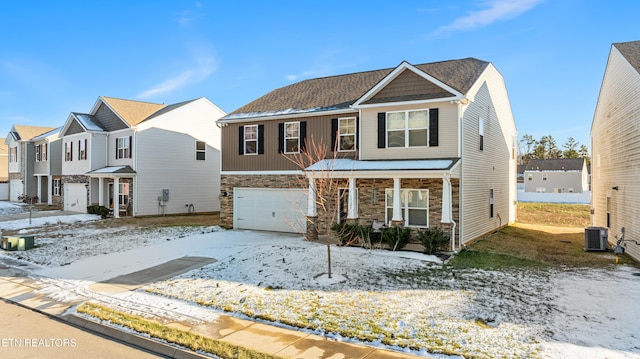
[79,139,87,160]
[284,121,300,154]
[385,188,429,228]
[243,125,258,155]
[53,179,61,196]
[338,117,356,152]
[65,141,73,162]
[479,117,485,151]
[386,109,429,148]
[489,188,494,218]
[9,147,17,163]
[35,144,41,162]
[116,136,131,159]
[195,141,206,160]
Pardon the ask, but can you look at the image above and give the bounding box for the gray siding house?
[524,158,589,193]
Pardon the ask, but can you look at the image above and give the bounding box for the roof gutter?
[217,108,355,125]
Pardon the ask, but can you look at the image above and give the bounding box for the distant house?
[59,96,226,217]
[0,138,8,200]
[217,58,518,249]
[4,125,57,202]
[591,40,640,261]
[524,158,589,193]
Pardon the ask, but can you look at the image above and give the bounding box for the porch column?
[347,177,357,219]
[392,177,402,223]
[441,175,452,223]
[307,177,316,217]
[47,176,53,205]
[113,177,120,218]
[98,178,104,206]
[36,175,42,203]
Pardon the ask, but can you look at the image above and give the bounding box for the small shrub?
[381,226,412,251]
[418,227,451,254]
[87,205,110,219]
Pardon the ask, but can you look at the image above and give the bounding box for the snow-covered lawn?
[1,202,639,358]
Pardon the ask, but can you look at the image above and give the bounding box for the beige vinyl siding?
[360,102,458,160]
[460,64,517,244]
[592,46,640,261]
[221,113,358,171]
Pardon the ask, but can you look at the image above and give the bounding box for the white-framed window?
[35,144,41,162]
[64,142,73,161]
[387,110,428,148]
[196,141,206,160]
[536,187,546,193]
[244,125,258,155]
[527,174,533,181]
[41,143,47,161]
[9,147,17,162]
[385,189,429,227]
[284,121,300,153]
[79,139,87,160]
[479,117,485,151]
[53,179,61,196]
[542,173,548,181]
[116,137,131,159]
[338,117,356,152]
[119,183,129,206]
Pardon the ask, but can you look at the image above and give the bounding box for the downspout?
[456,99,464,250]
[133,129,138,216]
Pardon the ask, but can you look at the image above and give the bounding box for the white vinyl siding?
[360,102,458,160]
[591,45,640,261]
[61,133,95,176]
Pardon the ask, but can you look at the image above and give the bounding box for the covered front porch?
[87,166,136,218]
[304,158,460,250]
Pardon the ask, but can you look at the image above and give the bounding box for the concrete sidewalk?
[0,260,422,359]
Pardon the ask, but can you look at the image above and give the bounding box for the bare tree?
[285,135,350,279]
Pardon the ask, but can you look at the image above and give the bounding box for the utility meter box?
[162,189,169,202]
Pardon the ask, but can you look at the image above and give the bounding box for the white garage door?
[234,188,307,233]
[0,183,9,200]
[64,183,87,213]
[9,180,22,202]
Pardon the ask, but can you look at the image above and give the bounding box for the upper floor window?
[338,117,356,152]
[9,147,17,162]
[386,110,428,148]
[35,144,42,162]
[542,173,548,181]
[116,136,131,159]
[489,188,494,218]
[196,141,206,160]
[284,122,300,153]
[79,139,87,160]
[244,125,258,155]
[479,117,485,151]
[64,142,73,161]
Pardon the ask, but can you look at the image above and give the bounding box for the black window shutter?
[128,136,132,158]
[377,112,386,148]
[278,123,284,153]
[258,125,264,154]
[331,118,338,151]
[429,108,439,147]
[238,126,244,155]
[78,140,81,160]
[355,117,359,151]
[299,121,307,152]
[115,138,118,159]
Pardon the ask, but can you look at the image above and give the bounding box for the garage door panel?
[64,183,87,213]
[234,188,306,233]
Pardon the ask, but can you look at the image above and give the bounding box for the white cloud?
[430,0,544,37]
[137,55,217,99]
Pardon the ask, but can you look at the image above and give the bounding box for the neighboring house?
[524,158,589,193]
[30,127,63,206]
[4,125,57,202]
[517,164,526,190]
[59,96,225,217]
[218,58,518,249]
[0,138,8,200]
[591,40,640,261]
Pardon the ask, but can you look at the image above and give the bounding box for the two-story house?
[218,58,517,249]
[29,127,63,206]
[5,125,57,202]
[591,40,640,261]
[0,138,8,200]
[59,96,226,217]
[524,158,589,193]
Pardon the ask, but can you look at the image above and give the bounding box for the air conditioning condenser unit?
[584,227,608,251]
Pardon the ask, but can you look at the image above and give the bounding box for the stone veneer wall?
[221,174,460,243]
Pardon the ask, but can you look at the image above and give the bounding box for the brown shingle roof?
[100,96,166,127]
[614,40,640,74]
[13,125,57,141]
[223,58,489,120]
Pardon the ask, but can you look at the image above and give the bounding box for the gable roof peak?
[97,96,167,127]
[613,40,640,74]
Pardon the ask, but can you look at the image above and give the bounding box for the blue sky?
[1,1,637,152]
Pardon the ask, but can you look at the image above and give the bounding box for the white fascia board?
[221,170,304,176]
[352,61,465,107]
[353,96,463,109]
[218,108,355,125]
[306,170,453,179]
